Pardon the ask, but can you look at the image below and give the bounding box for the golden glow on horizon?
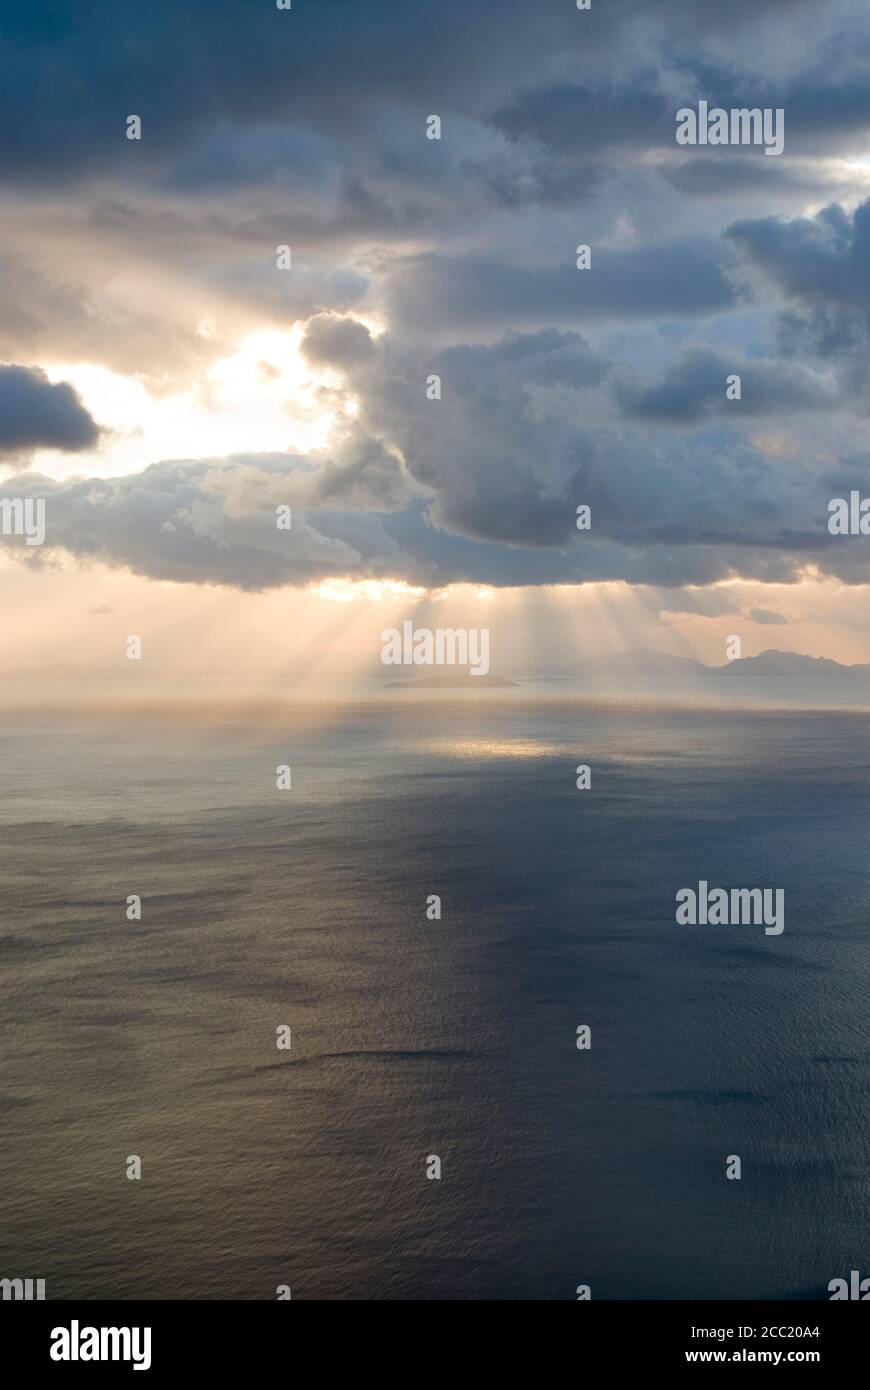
[6,555,870,686]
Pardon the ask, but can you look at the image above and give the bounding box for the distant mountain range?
[587,648,870,680]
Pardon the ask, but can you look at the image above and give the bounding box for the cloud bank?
[3,1,870,595]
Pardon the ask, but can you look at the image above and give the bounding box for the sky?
[4,0,870,682]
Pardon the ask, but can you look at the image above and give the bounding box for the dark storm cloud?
[160,124,339,196]
[384,240,738,336]
[490,11,870,174]
[727,198,870,389]
[492,77,675,156]
[0,365,100,459]
[299,320,870,584]
[660,156,831,200]
[728,202,868,313]
[0,0,859,187]
[620,348,837,423]
[0,0,600,183]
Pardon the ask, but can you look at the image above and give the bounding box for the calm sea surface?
[1,697,868,1299]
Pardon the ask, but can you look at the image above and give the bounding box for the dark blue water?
[1,698,868,1298]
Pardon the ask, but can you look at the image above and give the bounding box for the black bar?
[3,1299,865,1376]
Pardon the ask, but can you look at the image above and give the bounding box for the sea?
[1,692,868,1299]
